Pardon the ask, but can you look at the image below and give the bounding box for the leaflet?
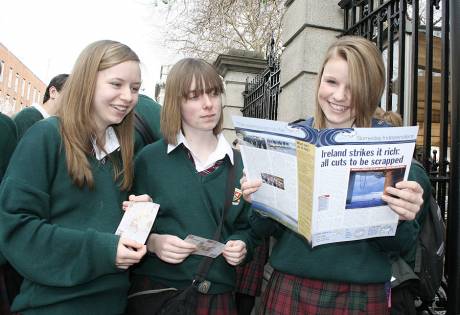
[184,234,225,258]
[116,201,160,244]
[232,116,419,247]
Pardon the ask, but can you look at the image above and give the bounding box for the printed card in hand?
[184,235,225,258]
[116,202,159,244]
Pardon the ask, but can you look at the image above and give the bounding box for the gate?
[339,0,458,313]
[242,37,281,120]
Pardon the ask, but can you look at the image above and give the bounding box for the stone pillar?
[214,50,267,144]
[278,0,343,122]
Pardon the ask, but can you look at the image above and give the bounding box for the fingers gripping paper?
[116,202,160,244]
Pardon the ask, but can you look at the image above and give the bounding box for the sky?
[0,0,181,98]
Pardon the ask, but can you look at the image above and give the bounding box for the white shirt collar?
[91,127,120,160]
[32,103,50,118]
[167,131,234,172]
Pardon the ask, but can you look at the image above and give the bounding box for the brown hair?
[57,40,139,190]
[160,58,224,144]
[314,36,386,128]
[382,111,403,127]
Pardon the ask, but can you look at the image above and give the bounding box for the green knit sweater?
[13,106,44,139]
[0,117,129,315]
[131,140,254,294]
[0,113,17,265]
[134,94,162,154]
[0,112,17,182]
[250,164,425,284]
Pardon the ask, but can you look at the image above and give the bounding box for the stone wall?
[214,50,267,144]
[278,0,343,122]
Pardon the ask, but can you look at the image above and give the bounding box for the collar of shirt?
[91,127,120,160]
[32,103,50,118]
[167,131,234,172]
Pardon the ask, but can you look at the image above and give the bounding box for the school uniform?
[0,117,131,315]
[13,104,48,139]
[129,133,255,314]
[0,112,18,315]
[133,94,162,153]
[251,118,422,315]
[0,112,17,183]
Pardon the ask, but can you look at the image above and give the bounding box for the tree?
[151,0,286,61]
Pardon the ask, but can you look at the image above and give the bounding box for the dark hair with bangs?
[161,58,224,144]
[43,73,69,103]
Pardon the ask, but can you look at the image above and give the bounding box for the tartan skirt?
[235,238,269,296]
[128,274,238,315]
[257,270,390,315]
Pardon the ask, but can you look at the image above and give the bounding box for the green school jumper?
[131,140,255,294]
[0,112,17,265]
[0,112,17,181]
[13,106,44,139]
[250,164,424,284]
[134,94,162,154]
[0,117,129,315]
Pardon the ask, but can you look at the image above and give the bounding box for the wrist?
[147,233,158,254]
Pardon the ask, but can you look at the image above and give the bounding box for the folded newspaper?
[232,116,419,247]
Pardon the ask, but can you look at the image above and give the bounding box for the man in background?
[14,73,68,138]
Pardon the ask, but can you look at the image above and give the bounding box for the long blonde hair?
[160,58,224,145]
[57,40,139,190]
[314,36,385,129]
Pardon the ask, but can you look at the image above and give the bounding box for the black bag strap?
[134,112,157,145]
[193,151,237,284]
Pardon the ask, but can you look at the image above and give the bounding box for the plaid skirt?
[128,274,237,315]
[257,270,390,315]
[235,238,269,296]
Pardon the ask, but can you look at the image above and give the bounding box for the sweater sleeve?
[0,120,120,287]
[226,201,258,260]
[0,114,17,181]
[249,210,283,240]
[370,163,431,253]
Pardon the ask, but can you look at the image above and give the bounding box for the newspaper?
[232,116,419,247]
[116,201,160,244]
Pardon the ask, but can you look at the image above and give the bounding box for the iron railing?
[242,37,281,120]
[339,0,455,313]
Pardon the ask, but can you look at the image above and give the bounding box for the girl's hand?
[240,175,262,203]
[382,180,424,220]
[147,234,197,264]
[122,194,152,211]
[222,240,247,266]
[115,237,147,269]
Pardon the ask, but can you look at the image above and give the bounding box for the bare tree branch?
[151,0,286,61]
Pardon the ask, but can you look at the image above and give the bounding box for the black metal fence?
[340,0,450,210]
[241,38,281,120]
[340,0,456,313]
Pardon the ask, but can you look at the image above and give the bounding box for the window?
[14,73,19,93]
[32,88,36,103]
[8,67,13,88]
[0,61,4,82]
[27,82,31,100]
[21,78,26,97]
[37,91,41,104]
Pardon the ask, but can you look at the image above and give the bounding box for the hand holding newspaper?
[232,116,419,247]
[116,201,159,244]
